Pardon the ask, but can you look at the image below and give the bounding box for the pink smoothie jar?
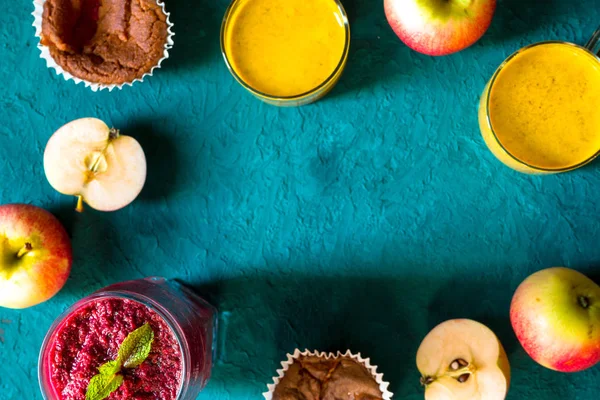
[38,277,217,400]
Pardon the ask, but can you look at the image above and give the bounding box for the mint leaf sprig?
[85,323,155,400]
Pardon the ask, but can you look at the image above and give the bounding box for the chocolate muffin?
[40,0,170,85]
[272,355,384,400]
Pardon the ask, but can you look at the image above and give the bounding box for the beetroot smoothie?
[39,278,217,400]
[48,298,182,399]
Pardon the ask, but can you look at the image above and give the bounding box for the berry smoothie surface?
[45,297,183,400]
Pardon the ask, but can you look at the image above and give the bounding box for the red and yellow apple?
[510,267,600,372]
[0,204,72,309]
[417,319,510,400]
[44,118,146,212]
[384,0,497,56]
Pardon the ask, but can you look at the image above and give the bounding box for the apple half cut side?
[44,118,146,212]
[416,319,510,400]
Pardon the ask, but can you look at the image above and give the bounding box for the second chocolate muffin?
[272,354,386,400]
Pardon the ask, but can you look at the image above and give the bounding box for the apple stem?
[76,195,85,213]
[109,128,120,141]
[16,243,33,258]
[578,296,590,309]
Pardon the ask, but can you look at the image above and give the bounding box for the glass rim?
[219,0,351,102]
[37,290,188,400]
[484,40,600,173]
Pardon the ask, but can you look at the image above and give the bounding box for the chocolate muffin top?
[41,0,169,85]
[272,356,384,400]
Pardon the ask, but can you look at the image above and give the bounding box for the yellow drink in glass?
[479,31,600,174]
[221,0,350,107]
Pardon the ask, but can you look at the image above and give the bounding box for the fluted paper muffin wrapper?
[264,349,393,400]
[32,0,174,92]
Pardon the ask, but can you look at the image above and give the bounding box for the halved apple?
[44,118,146,212]
[416,319,510,400]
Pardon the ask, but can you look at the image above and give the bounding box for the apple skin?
[384,0,497,56]
[510,267,600,372]
[0,204,72,309]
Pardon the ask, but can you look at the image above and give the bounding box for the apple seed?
[457,373,470,383]
[450,358,468,370]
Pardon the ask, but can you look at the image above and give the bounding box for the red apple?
[0,204,72,309]
[384,0,497,56]
[510,267,600,372]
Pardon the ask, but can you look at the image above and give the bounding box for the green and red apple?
[44,118,147,212]
[417,319,510,400]
[384,0,497,56]
[510,267,600,372]
[0,204,72,309]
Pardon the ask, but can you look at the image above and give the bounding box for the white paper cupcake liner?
[264,349,393,400]
[32,0,174,92]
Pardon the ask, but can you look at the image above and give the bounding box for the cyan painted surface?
[1,0,600,398]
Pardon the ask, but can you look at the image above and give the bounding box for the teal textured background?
[1,0,600,398]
